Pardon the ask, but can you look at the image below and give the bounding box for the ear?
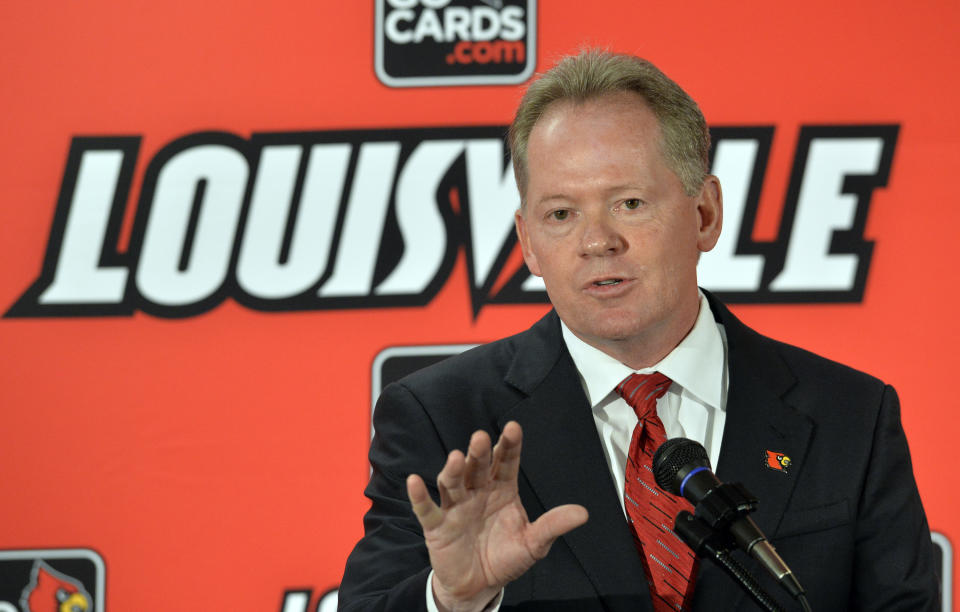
[514,209,543,277]
[695,175,723,252]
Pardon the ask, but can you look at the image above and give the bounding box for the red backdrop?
[1,2,957,610]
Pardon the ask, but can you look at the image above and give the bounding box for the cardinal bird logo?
[764,450,791,474]
[20,560,92,612]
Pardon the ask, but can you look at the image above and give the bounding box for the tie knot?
[615,372,671,419]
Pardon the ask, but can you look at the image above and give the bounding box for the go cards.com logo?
[375,0,536,87]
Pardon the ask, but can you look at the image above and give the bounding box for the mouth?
[585,276,630,291]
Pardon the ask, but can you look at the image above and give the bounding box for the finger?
[491,421,523,481]
[463,429,493,490]
[436,449,466,507]
[407,474,444,531]
[525,504,589,559]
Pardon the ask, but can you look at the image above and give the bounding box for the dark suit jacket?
[338,294,939,611]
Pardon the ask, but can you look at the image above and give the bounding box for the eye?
[622,198,642,210]
[550,209,570,221]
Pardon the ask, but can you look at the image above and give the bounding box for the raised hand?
[405,421,589,612]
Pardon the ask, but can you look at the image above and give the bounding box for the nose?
[579,213,625,257]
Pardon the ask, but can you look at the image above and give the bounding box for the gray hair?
[509,48,710,202]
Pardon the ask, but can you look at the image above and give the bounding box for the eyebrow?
[533,183,647,208]
[533,193,572,207]
[603,183,647,196]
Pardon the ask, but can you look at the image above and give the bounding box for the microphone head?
[653,438,711,494]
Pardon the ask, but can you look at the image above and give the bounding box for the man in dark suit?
[338,49,939,611]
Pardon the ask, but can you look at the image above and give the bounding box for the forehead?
[525,91,668,193]
[528,92,663,158]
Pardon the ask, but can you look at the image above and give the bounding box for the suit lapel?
[499,301,816,610]
[708,295,814,538]
[694,294,815,610]
[499,312,653,612]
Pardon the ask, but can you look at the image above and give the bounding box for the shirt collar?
[560,292,725,411]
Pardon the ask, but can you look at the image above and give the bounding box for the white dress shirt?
[427,293,729,611]
[561,291,729,515]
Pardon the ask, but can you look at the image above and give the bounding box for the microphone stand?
[653,439,811,610]
[675,510,788,612]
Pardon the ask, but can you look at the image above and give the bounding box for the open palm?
[406,421,589,612]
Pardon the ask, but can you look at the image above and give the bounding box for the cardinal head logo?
[764,450,791,474]
[20,561,93,612]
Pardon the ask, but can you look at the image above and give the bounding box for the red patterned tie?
[616,373,699,612]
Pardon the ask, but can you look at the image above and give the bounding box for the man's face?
[515,91,722,364]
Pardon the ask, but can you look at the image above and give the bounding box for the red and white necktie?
[616,372,699,612]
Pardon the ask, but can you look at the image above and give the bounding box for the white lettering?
[413,8,445,43]
[237,144,350,299]
[136,145,248,305]
[319,142,400,297]
[699,139,764,291]
[40,150,129,304]
[384,9,415,44]
[385,3,524,45]
[317,589,338,612]
[16,125,893,318]
[471,6,500,40]
[499,6,525,41]
[464,139,521,289]
[279,591,309,612]
[376,140,463,295]
[770,137,883,291]
[443,6,471,41]
[522,272,547,291]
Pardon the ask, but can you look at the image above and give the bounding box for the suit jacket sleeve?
[850,384,939,610]
[338,381,448,612]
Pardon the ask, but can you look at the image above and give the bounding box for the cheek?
[530,231,573,265]
[535,257,563,284]
[533,252,578,293]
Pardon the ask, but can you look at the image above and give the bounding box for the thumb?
[525,504,589,559]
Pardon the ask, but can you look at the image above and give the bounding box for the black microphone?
[653,438,805,601]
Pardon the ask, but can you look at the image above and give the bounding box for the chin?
[574,311,650,344]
